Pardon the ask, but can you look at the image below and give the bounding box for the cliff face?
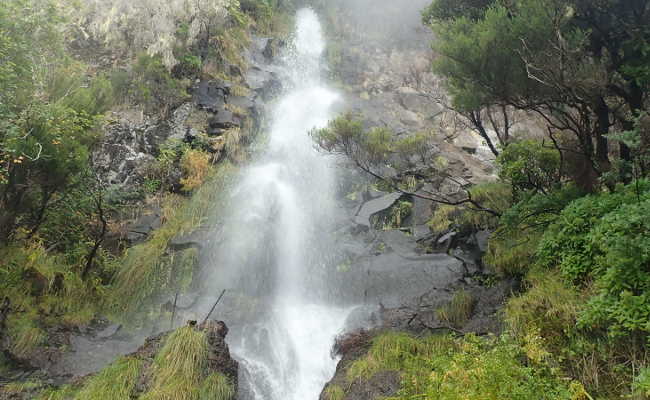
[0,23,286,393]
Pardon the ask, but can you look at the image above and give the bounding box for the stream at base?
[199,9,352,400]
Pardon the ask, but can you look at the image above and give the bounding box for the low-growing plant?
[436,289,475,328]
[75,357,143,400]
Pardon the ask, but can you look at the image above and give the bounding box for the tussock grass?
[505,269,581,345]
[436,289,475,328]
[484,233,541,277]
[199,373,236,400]
[180,149,212,192]
[37,385,79,400]
[75,357,143,400]
[143,327,209,400]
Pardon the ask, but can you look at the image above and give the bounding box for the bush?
[537,180,650,283]
[497,140,561,197]
[579,199,650,338]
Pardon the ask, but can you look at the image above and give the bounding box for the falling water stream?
[200,9,352,400]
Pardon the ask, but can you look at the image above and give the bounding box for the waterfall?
[200,9,351,400]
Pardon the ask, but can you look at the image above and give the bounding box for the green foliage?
[497,140,561,195]
[633,368,650,398]
[506,269,582,351]
[537,180,650,283]
[422,0,494,23]
[346,332,456,382]
[505,268,648,398]
[428,182,511,234]
[75,357,143,400]
[122,54,189,115]
[579,199,650,338]
[111,162,236,322]
[486,185,584,277]
[0,241,111,358]
[346,331,579,400]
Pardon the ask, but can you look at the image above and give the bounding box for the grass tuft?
[436,289,475,328]
[199,373,235,400]
[140,326,212,400]
[75,357,143,400]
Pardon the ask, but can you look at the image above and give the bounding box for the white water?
[203,9,350,400]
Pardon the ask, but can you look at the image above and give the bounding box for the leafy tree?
[426,0,650,188]
[497,140,562,196]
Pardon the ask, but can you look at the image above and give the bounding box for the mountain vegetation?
[1,0,649,399]
[315,0,649,399]
[0,0,293,391]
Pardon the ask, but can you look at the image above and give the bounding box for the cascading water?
[199,9,351,400]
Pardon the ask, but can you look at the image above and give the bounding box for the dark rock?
[354,192,403,227]
[227,95,255,111]
[208,109,241,132]
[245,67,281,100]
[125,208,163,244]
[193,80,229,112]
[475,230,490,252]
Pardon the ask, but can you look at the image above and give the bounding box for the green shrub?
[578,199,650,338]
[537,180,650,283]
[497,139,562,197]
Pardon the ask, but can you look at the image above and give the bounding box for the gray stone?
[475,230,491,252]
[193,80,229,112]
[354,192,403,227]
[96,324,122,339]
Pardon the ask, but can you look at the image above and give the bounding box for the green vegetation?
[0,0,291,380]
[313,1,649,399]
[75,357,143,400]
[436,289,475,328]
[111,162,235,322]
[344,331,582,400]
[34,325,235,400]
